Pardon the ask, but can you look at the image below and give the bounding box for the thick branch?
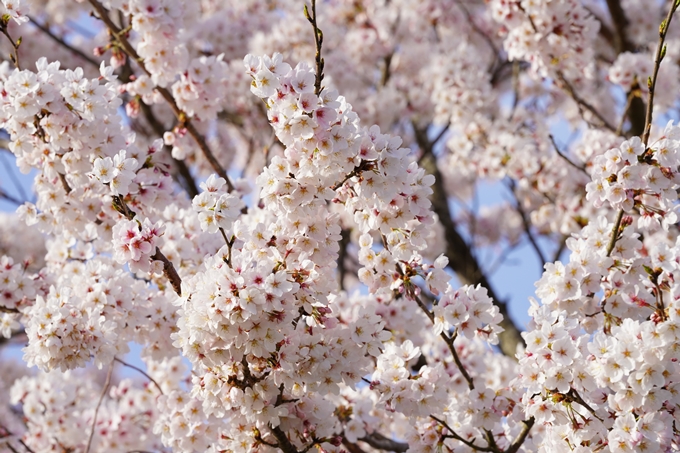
[270,426,301,453]
[414,127,524,358]
[505,417,535,453]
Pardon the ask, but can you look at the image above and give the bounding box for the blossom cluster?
[111,217,165,273]
[192,174,243,233]
[586,131,680,230]
[491,0,600,79]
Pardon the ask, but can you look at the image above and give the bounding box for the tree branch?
[360,431,409,453]
[505,417,535,453]
[414,125,524,358]
[85,362,114,453]
[113,357,164,395]
[88,0,233,191]
[304,0,325,96]
[270,425,301,453]
[28,17,100,67]
[414,294,474,390]
[111,195,183,295]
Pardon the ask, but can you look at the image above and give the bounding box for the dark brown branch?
[111,195,183,295]
[337,228,350,289]
[270,426,301,453]
[304,0,324,96]
[137,99,199,198]
[414,125,524,358]
[606,209,625,257]
[414,294,474,390]
[430,415,494,452]
[602,1,646,136]
[88,0,233,191]
[0,305,19,313]
[342,439,369,453]
[359,432,409,453]
[58,172,71,194]
[505,417,535,453]
[605,0,635,53]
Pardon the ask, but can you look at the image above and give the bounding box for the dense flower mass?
[1,1,680,453]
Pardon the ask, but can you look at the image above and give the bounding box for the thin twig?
[304,0,324,96]
[113,357,164,394]
[642,0,679,146]
[414,294,474,390]
[85,362,114,453]
[506,180,547,269]
[430,415,493,452]
[605,209,624,257]
[615,87,637,136]
[556,73,617,133]
[0,188,22,206]
[548,134,587,174]
[0,20,21,70]
[607,2,679,257]
[28,17,100,67]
